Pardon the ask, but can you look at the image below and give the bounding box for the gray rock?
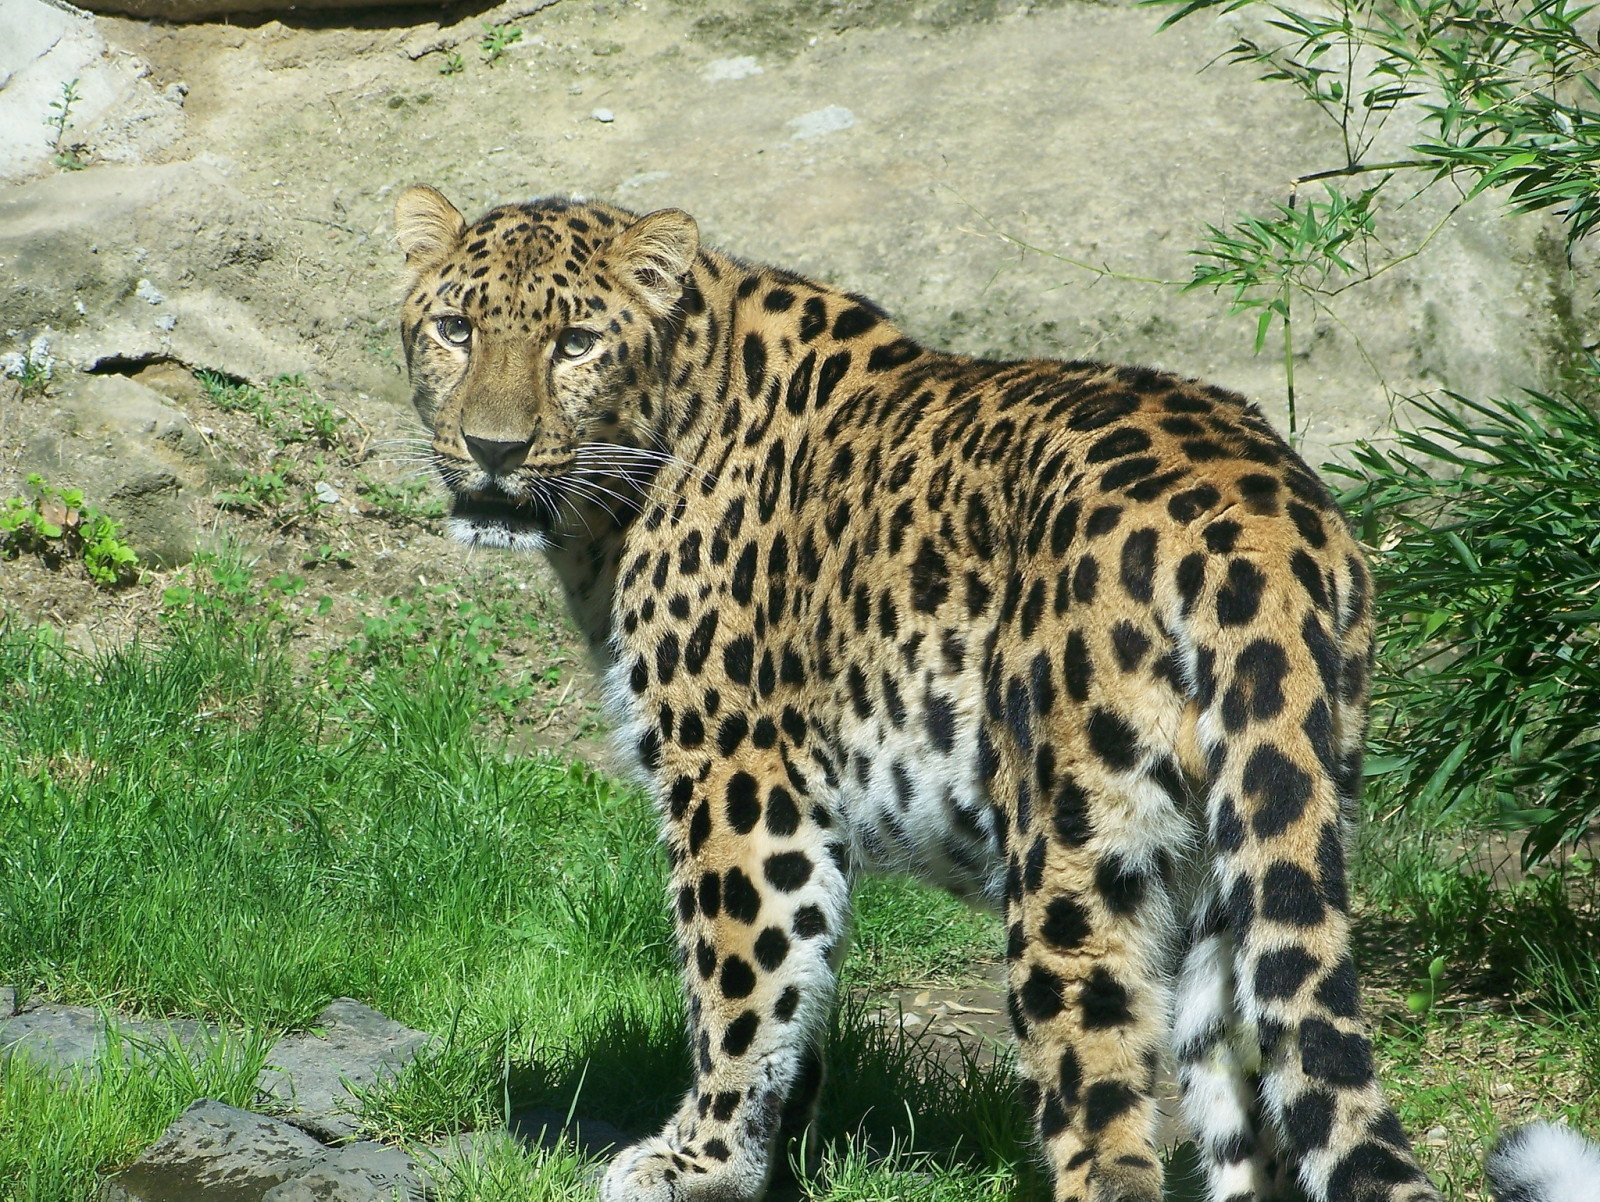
[0,999,219,1075]
[262,1142,427,1202]
[102,1102,432,1202]
[0,987,14,1018]
[258,999,433,1143]
[101,1099,326,1201]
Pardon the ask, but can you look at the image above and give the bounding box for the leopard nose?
[463,434,534,473]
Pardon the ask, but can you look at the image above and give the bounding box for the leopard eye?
[435,315,472,347]
[555,328,598,359]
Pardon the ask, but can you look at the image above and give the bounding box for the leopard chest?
[604,525,1007,908]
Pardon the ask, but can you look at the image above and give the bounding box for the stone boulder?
[101,1100,430,1202]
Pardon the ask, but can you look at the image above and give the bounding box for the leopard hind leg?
[1174,884,1294,1202]
[1184,549,1441,1202]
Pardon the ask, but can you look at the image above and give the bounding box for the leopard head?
[394,184,699,550]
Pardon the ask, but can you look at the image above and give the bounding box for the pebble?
[592,108,615,123]
[788,105,855,140]
[701,56,762,82]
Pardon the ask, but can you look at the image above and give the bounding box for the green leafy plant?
[1187,184,1380,435]
[215,469,293,515]
[439,51,466,76]
[1336,364,1600,860]
[479,22,522,63]
[302,541,355,570]
[45,77,88,171]
[1405,954,1448,1016]
[1,475,139,586]
[2,340,55,397]
[1150,0,1600,431]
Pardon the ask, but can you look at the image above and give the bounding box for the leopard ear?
[394,184,465,269]
[609,208,700,315]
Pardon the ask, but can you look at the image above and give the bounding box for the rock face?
[0,0,184,182]
[74,0,435,19]
[0,161,309,386]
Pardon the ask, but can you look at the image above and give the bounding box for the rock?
[15,372,217,567]
[787,105,856,140]
[0,987,14,1017]
[0,998,219,1075]
[100,1100,424,1202]
[701,56,763,83]
[0,161,310,387]
[0,0,184,183]
[261,1141,427,1202]
[258,999,433,1143]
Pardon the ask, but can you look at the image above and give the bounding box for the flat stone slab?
[257,999,433,1142]
[260,1141,426,1202]
[103,1100,431,1201]
[0,998,219,1075]
[102,1099,328,1200]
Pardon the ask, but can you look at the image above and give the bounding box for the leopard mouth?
[445,486,559,551]
[452,487,559,526]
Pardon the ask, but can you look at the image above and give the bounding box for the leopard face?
[396,185,699,552]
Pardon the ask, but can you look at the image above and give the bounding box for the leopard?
[392,183,1600,1202]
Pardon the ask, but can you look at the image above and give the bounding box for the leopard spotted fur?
[393,184,1599,1202]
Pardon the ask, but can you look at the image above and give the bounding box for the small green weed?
[0,475,139,586]
[45,78,88,171]
[302,541,356,570]
[356,473,446,524]
[2,338,56,397]
[1,355,52,396]
[439,51,466,76]
[196,370,347,450]
[479,22,523,63]
[215,468,293,515]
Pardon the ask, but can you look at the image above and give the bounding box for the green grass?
[0,574,1020,1199]
[3,560,1595,1200]
[850,874,998,989]
[0,1027,272,1200]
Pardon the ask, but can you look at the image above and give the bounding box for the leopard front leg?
[601,757,850,1202]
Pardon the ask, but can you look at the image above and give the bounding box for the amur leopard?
[393,184,1599,1202]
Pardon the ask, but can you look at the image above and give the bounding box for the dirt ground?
[2,0,1596,754]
